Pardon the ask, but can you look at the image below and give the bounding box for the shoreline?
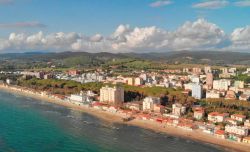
[0,85,250,152]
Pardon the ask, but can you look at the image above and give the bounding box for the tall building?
[206,73,213,89]
[142,97,160,112]
[192,83,202,99]
[172,103,186,116]
[100,86,124,106]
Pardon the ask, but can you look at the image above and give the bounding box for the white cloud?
[228,26,250,50]
[192,0,229,9]
[149,0,172,8]
[234,0,250,7]
[0,19,250,53]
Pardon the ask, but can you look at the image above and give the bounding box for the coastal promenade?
[0,84,250,152]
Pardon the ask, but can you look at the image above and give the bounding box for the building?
[193,107,205,120]
[100,86,124,106]
[206,73,213,89]
[192,67,202,74]
[142,97,160,112]
[69,91,94,104]
[231,114,246,122]
[208,112,229,123]
[242,136,250,144]
[213,79,230,91]
[6,79,13,85]
[172,103,186,116]
[225,125,248,136]
[134,77,143,86]
[225,90,236,100]
[21,71,45,79]
[244,120,250,129]
[126,77,134,86]
[221,68,228,74]
[68,70,80,76]
[234,81,244,89]
[124,101,142,111]
[206,90,220,98]
[204,66,212,74]
[192,83,202,99]
[239,94,250,101]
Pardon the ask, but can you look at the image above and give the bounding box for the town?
[1,65,250,145]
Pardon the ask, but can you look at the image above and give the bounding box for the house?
[208,112,229,123]
[228,134,243,142]
[244,120,250,129]
[193,107,205,120]
[239,94,250,101]
[242,136,250,144]
[231,114,246,122]
[215,130,227,139]
[225,125,249,136]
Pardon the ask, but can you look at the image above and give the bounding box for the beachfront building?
[172,103,186,116]
[193,107,205,120]
[100,86,124,106]
[208,112,229,123]
[192,83,202,99]
[142,97,160,112]
[242,137,250,144]
[225,125,249,136]
[244,120,250,129]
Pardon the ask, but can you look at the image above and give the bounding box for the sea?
[0,90,225,152]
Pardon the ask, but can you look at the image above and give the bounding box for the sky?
[0,0,250,53]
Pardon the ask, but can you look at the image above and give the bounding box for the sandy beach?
[1,85,250,152]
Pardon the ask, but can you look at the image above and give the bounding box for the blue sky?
[0,0,250,53]
[0,0,249,35]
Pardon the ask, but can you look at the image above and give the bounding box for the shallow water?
[0,91,224,152]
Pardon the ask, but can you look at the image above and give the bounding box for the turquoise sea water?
[0,91,225,152]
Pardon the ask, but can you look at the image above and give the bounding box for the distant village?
[1,66,250,144]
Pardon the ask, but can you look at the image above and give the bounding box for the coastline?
[0,85,250,152]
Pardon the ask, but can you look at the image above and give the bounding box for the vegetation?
[199,98,250,118]
[234,74,250,83]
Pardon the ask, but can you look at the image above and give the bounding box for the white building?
[172,103,186,116]
[225,125,248,136]
[204,66,212,74]
[208,112,229,123]
[134,77,143,86]
[213,79,230,91]
[142,97,160,112]
[100,86,124,106]
[192,83,202,99]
